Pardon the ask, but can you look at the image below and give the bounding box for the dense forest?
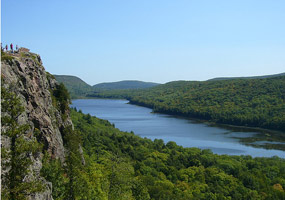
[88,76,285,132]
[92,80,160,90]
[2,81,285,199]
[54,75,93,99]
[54,75,159,98]
[42,107,285,199]
[208,72,285,81]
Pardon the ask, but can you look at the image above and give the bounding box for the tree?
[1,86,43,200]
[52,82,71,115]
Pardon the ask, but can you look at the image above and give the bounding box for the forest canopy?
[42,107,285,199]
[88,76,285,132]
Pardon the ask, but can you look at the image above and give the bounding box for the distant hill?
[208,72,285,81]
[93,80,160,90]
[54,75,93,98]
[91,75,285,132]
[54,75,160,98]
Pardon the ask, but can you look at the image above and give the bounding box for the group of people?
[1,43,19,53]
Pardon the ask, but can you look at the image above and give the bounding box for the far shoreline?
[71,97,285,135]
[71,98,285,151]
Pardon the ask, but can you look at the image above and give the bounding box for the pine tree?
[63,125,83,200]
[1,86,43,200]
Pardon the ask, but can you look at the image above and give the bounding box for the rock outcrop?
[1,51,72,199]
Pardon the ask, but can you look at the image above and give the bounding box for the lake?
[72,99,285,158]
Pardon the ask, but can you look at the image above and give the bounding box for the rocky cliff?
[1,51,72,199]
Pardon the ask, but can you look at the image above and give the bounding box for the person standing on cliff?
[10,43,13,53]
[5,44,8,52]
[16,45,19,52]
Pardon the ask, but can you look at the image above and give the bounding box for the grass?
[1,51,14,65]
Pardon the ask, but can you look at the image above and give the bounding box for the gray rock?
[1,51,73,200]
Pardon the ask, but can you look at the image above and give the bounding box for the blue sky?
[2,0,285,85]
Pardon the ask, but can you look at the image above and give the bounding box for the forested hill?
[65,108,285,199]
[2,50,285,199]
[93,80,160,90]
[208,72,285,81]
[90,76,285,132]
[54,75,160,98]
[54,75,93,98]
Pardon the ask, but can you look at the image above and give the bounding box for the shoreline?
[127,100,285,135]
[72,97,285,136]
[71,98,285,155]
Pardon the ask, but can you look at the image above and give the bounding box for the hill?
[90,76,285,132]
[208,72,285,81]
[93,80,160,90]
[2,50,285,199]
[68,108,285,199]
[54,75,160,98]
[54,75,93,98]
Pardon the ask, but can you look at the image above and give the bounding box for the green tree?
[41,153,68,200]
[63,126,83,199]
[106,154,135,200]
[1,86,43,200]
[52,82,71,115]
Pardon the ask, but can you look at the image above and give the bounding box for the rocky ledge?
[1,51,72,199]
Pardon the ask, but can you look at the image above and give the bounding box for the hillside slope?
[65,107,285,199]
[93,80,160,90]
[54,75,160,98]
[208,72,285,81]
[90,77,285,132]
[2,50,285,199]
[54,75,93,98]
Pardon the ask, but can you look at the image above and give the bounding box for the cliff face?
[1,51,72,199]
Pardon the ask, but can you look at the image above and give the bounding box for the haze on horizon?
[2,0,285,85]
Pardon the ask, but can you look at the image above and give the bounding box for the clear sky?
[2,0,285,85]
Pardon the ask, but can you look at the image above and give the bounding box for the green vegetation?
[51,82,71,115]
[42,107,285,199]
[46,72,55,81]
[89,76,285,132]
[208,72,285,81]
[19,52,42,66]
[3,60,284,199]
[1,51,14,65]
[1,86,43,200]
[54,75,160,99]
[54,75,93,99]
[93,80,160,90]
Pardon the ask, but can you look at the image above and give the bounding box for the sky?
[2,0,285,85]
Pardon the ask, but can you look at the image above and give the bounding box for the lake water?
[72,99,285,158]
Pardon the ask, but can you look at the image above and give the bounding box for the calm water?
[72,99,285,158]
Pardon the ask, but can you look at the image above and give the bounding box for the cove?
[72,99,285,158]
